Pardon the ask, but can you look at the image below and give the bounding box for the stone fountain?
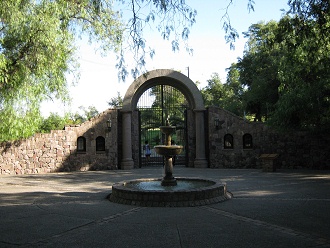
[109,119,231,207]
[154,120,183,186]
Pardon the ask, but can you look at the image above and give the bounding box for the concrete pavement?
[1,167,330,247]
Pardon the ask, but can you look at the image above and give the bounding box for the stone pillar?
[121,111,134,169]
[194,110,208,168]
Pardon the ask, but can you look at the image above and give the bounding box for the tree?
[233,12,330,131]
[0,0,122,141]
[273,0,330,131]
[70,105,99,124]
[225,64,245,116]
[38,113,69,133]
[221,0,256,49]
[1,0,327,141]
[108,91,123,108]
[236,21,281,121]
[117,0,197,80]
[0,0,196,141]
[201,72,244,116]
[270,15,330,131]
[201,73,226,107]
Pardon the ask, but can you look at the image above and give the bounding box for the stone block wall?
[0,131,74,175]
[0,109,119,175]
[207,107,260,168]
[1,105,329,175]
[207,106,330,169]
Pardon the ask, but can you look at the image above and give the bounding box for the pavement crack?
[176,224,183,248]
[0,240,21,247]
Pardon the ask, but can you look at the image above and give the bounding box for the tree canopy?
[0,0,196,141]
[1,0,329,141]
[108,91,123,108]
[201,72,244,117]
[228,2,330,131]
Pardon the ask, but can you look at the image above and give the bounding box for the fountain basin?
[154,145,183,156]
[109,178,231,207]
[159,125,176,135]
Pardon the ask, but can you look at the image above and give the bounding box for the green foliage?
[236,21,281,121]
[233,10,330,131]
[0,0,123,141]
[143,129,161,147]
[0,0,196,141]
[38,105,100,134]
[270,14,330,131]
[148,85,187,127]
[70,105,100,124]
[115,0,197,80]
[2,0,328,141]
[38,113,69,133]
[139,85,187,144]
[151,85,187,108]
[0,104,42,142]
[83,106,99,120]
[201,72,244,116]
[221,0,256,49]
[225,65,245,116]
[201,73,225,107]
[108,91,123,108]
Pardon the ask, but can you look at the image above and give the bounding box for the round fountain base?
[108,178,231,207]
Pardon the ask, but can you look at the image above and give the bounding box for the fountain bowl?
[159,125,176,135]
[154,145,183,156]
[108,177,231,207]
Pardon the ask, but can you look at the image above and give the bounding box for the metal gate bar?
[138,85,188,167]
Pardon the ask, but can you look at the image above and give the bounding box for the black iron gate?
[138,85,188,167]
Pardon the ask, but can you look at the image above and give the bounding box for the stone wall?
[0,109,119,175]
[1,105,329,175]
[207,106,330,169]
[0,131,74,175]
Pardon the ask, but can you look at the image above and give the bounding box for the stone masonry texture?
[1,107,329,175]
[0,109,119,175]
[207,106,330,169]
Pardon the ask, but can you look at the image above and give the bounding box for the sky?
[41,0,289,117]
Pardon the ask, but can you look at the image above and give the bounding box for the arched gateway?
[121,69,208,169]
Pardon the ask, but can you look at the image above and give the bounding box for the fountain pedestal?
[154,124,183,186]
[163,156,176,186]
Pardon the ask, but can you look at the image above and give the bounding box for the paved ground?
[1,167,330,248]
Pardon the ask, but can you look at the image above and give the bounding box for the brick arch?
[122,69,205,111]
[120,69,208,169]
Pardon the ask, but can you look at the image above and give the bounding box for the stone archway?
[121,69,208,169]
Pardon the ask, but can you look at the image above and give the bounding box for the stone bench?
[259,154,279,172]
